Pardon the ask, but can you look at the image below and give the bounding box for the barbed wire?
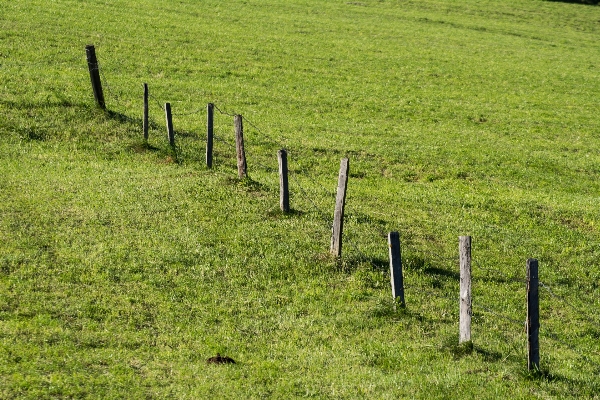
[473,301,525,328]
[539,280,600,330]
[541,327,600,371]
[213,103,237,118]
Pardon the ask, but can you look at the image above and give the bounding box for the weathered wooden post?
[527,258,540,371]
[85,45,105,109]
[234,115,247,178]
[388,231,405,308]
[330,158,349,257]
[278,149,290,212]
[165,103,175,148]
[143,83,149,141]
[459,236,472,344]
[206,103,214,168]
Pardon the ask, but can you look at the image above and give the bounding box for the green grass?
[1,0,600,398]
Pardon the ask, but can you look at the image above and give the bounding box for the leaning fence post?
[234,115,247,178]
[388,231,405,308]
[527,258,540,371]
[330,158,349,257]
[206,103,214,168]
[278,149,290,212]
[165,103,175,148]
[143,83,149,141]
[459,236,472,344]
[85,45,105,109]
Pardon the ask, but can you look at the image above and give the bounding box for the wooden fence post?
[459,236,472,344]
[278,149,290,212]
[234,115,247,178]
[388,231,405,308]
[206,103,214,168]
[143,83,149,141]
[165,103,175,148]
[527,258,540,371]
[330,158,349,257]
[85,45,105,109]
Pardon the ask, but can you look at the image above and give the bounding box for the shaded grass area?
[1,0,600,397]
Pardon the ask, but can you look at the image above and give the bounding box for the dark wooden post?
[278,149,290,212]
[459,236,472,344]
[234,115,247,178]
[330,158,349,257]
[143,83,149,141]
[85,45,105,109]
[527,258,540,371]
[165,103,175,148]
[206,103,214,168]
[388,231,405,308]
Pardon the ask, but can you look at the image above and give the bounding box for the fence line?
[11,50,600,376]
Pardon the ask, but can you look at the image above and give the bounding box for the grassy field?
[1,0,600,398]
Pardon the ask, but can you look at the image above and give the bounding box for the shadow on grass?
[127,141,160,153]
[265,208,306,219]
[547,0,598,4]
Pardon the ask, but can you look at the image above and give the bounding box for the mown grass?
[1,0,600,398]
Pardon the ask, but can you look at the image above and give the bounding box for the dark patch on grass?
[206,353,236,364]
[17,127,47,141]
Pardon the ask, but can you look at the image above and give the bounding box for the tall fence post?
[527,258,540,371]
[459,236,472,344]
[278,149,290,212]
[206,103,214,168]
[388,231,405,308]
[330,158,349,257]
[143,83,149,141]
[165,103,175,148]
[85,45,105,109]
[234,115,247,178]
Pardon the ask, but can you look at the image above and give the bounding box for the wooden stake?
[206,103,214,168]
[143,83,149,141]
[85,45,105,109]
[165,103,175,148]
[527,258,540,371]
[388,231,405,308]
[234,115,247,178]
[459,236,472,344]
[330,158,349,257]
[278,149,290,212]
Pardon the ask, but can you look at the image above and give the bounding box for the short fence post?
[527,258,540,371]
[388,231,405,308]
[234,115,247,178]
[143,83,149,141]
[206,103,214,168]
[278,149,290,212]
[85,45,105,109]
[459,236,472,344]
[330,158,349,257]
[165,103,175,148]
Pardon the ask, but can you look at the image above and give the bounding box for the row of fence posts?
[87,44,541,372]
[387,234,540,371]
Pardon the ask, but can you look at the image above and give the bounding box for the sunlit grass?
[1,0,600,397]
